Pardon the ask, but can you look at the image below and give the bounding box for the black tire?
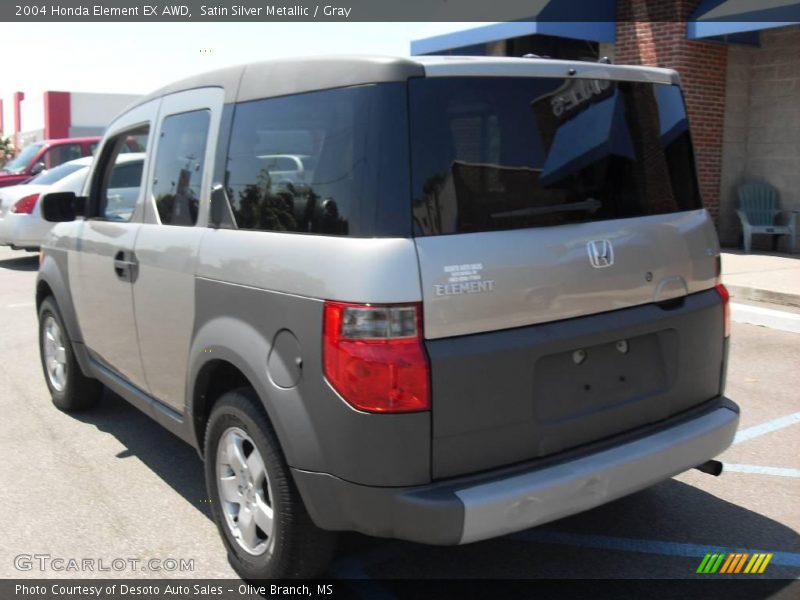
[204,388,337,579]
[38,296,102,411]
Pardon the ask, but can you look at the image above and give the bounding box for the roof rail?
[522,53,613,64]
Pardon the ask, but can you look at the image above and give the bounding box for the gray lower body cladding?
[190,277,430,487]
[426,288,726,479]
[294,397,738,544]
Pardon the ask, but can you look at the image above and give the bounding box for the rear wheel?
[204,388,337,579]
[38,297,102,411]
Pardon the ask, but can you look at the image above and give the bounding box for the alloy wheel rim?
[42,316,67,392]
[215,427,275,556]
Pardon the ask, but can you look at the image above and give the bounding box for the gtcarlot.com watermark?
[14,554,195,573]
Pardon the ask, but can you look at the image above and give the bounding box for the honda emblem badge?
[587,239,614,268]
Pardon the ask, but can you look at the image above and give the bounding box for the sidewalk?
[722,251,800,308]
[721,250,800,333]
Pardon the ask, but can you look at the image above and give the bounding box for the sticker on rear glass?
[435,263,495,296]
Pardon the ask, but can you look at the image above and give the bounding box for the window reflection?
[152,110,210,227]
[225,83,408,236]
[410,78,702,236]
[97,125,149,223]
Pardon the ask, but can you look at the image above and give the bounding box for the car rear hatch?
[409,74,727,479]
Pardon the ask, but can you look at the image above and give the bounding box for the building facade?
[412,0,800,252]
[1,91,140,148]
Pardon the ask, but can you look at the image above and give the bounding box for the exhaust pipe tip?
[695,460,723,476]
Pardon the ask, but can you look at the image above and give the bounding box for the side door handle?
[113,250,139,283]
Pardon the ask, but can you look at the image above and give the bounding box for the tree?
[0,133,15,169]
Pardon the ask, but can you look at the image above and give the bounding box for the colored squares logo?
[697,552,773,574]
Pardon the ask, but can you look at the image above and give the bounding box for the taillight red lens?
[11,193,40,214]
[715,283,730,338]
[323,301,430,413]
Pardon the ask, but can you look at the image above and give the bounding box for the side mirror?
[41,192,86,222]
[30,162,45,176]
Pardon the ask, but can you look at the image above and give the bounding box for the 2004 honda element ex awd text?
[36,55,739,579]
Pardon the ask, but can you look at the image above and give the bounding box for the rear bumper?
[0,216,9,244]
[293,397,739,545]
[0,215,43,249]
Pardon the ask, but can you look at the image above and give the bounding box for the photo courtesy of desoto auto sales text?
[1,1,799,599]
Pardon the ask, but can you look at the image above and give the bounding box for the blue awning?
[539,90,635,188]
[410,1,616,55]
[688,0,800,39]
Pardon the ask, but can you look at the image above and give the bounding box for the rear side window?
[410,77,701,236]
[152,110,210,226]
[225,83,410,237]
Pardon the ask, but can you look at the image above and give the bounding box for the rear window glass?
[225,83,409,237]
[410,77,701,236]
[29,160,87,185]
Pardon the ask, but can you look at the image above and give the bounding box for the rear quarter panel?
[191,230,431,486]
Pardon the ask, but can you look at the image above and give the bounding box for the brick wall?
[719,25,800,252]
[719,45,754,247]
[615,0,728,222]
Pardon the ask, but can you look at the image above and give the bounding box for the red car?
[0,137,100,188]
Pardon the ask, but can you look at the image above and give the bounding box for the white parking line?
[513,530,800,567]
[724,464,800,478]
[5,302,34,309]
[734,411,800,444]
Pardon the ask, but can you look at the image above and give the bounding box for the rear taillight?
[323,301,430,413]
[11,193,40,214]
[715,283,730,338]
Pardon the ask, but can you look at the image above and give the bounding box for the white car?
[0,153,144,250]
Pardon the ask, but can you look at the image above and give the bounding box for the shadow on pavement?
[331,479,800,582]
[70,389,800,586]
[72,389,211,519]
[0,254,38,271]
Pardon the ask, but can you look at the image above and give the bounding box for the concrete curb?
[726,285,800,309]
[730,302,800,334]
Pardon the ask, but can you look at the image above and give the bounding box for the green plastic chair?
[736,182,797,254]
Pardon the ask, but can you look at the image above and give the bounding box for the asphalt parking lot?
[0,245,798,587]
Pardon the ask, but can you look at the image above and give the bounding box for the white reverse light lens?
[341,306,418,339]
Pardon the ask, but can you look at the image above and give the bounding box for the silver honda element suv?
[36,56,738,579]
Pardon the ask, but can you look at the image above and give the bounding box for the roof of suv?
[130,55,681,110]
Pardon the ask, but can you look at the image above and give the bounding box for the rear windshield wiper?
[491,198,602,219]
